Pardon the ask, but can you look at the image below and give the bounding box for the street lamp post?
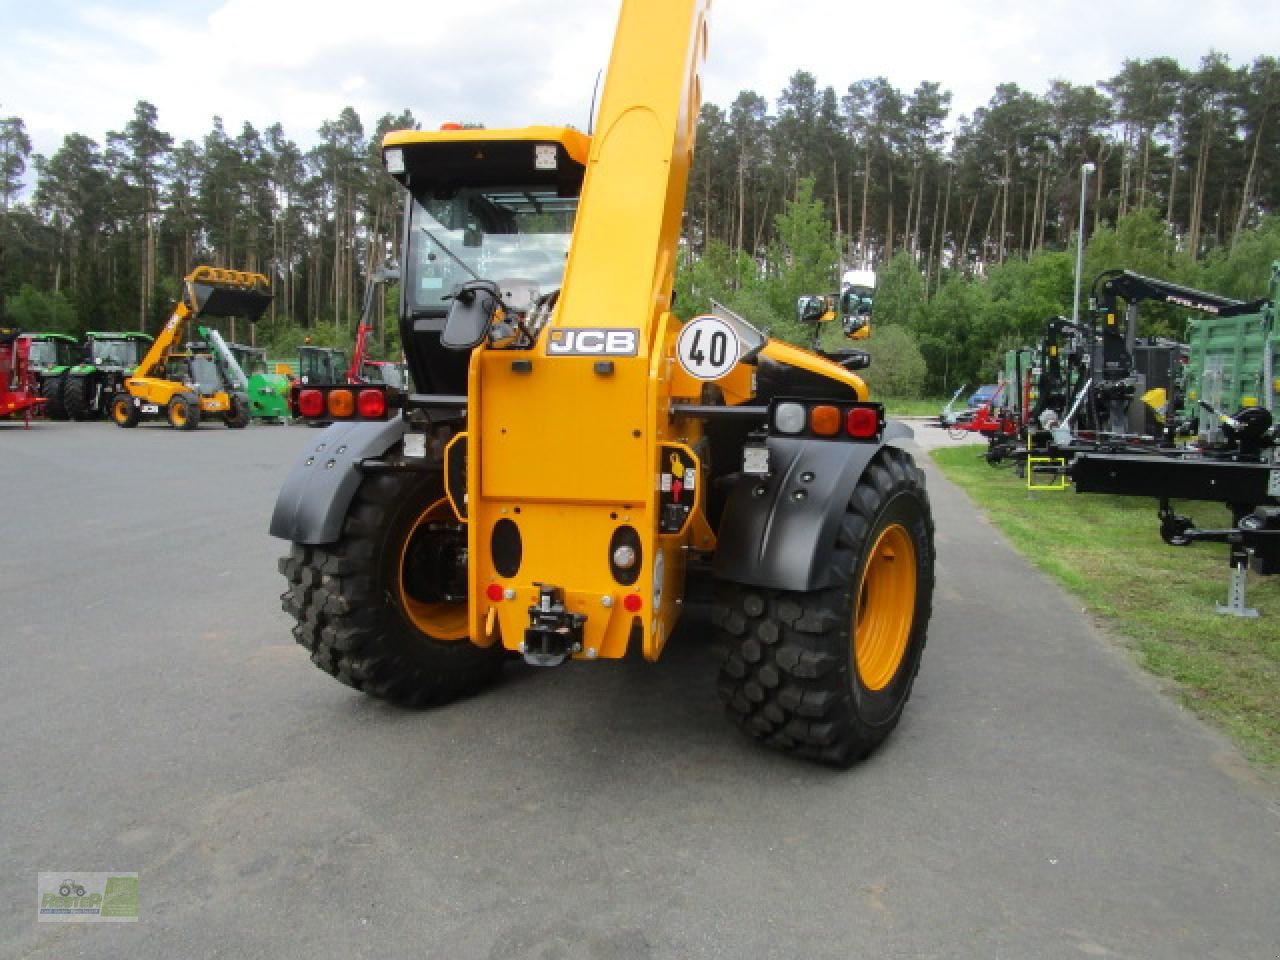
[1072,162,1096,326]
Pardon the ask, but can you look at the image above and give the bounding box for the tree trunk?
[1232,110,1266,247]
[959,191,979,274]
[735,156,745,256]
[997,150,1011,263]
[1141,129,1153,209]
[935,163,953,292]
[858,158,870,262]
[926,178,941,298]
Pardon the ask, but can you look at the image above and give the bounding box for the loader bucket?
[192,283,272,322]
[185,267,273,322]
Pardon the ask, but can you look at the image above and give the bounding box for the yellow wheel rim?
[171,403,187,426]
[853,523,917,691]
[113,399,131,423]
[396,497,469,640]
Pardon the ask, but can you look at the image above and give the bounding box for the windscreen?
[299,349,345,384]
[364,363,405,389]
[27,341,59,367]
[231,346,267,375]
[189,355,224,395]
[405,188,576,314]
[842,286,874,316]
[91,339,142,368]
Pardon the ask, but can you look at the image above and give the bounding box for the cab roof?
[381,126,590,196]
[87,331,153,341]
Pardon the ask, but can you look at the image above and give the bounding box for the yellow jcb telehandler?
[112,267,272,430]
[270,0,935,766]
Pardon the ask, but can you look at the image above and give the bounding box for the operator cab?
[165,351,226,397]
[298,347,347,386]
[26,336,78,370]
[383,127,589,394]
[88,336,146,368]
[229,344,269,376]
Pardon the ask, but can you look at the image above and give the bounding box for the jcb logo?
[546,328,639,357]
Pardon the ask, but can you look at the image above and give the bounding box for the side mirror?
[796,295,828,325]
[441,280,501,351]
[843,349,871,370]
[842,315,870,340]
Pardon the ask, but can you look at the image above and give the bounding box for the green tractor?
[224,339,291,422]
[63,331,155,419]
[22,333,80,419]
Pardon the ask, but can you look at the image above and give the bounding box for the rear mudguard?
[269,419,408,545]
[712,422,913,592]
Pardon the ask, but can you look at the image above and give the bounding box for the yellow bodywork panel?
[476,351,649,504]
[762,339,869,401]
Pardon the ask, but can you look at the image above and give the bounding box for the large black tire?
[715,446,934,767]
[63,374,97,420]
[278,467,504,706]
[168,394,200,430]
[110,393,140,428]
[41,374,68,420]
[224,395,250,429]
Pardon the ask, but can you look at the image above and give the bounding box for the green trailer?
[225,341,291,422]
[63,331,154,419]
[1001,346,1039,424]
[22,333,80,419]
[1183,260,1279,442]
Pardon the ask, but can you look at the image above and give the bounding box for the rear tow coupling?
[521,583,586,667]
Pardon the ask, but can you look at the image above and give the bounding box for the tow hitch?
[521,583,586,667]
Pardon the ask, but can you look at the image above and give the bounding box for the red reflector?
[297,389,324,418]
[847,407,879,438]
[440,122,463,130]
[357,388,386,418]
[485,583,504,602]
[623,593,643,612]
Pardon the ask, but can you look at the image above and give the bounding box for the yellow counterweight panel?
[467,336,660,659]
[476,350,650,504]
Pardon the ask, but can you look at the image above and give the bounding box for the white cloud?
[2,0,1273,168]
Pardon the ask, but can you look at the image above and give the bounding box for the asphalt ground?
[2,418,1278,959]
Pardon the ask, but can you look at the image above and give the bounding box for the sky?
[0,0,1272,174]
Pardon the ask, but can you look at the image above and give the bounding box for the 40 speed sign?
[676,315,740,381]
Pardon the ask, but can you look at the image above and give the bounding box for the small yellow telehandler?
[112,267,271,430]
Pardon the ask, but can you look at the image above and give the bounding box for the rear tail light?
[297,389,324,418]
[773,402,807,434]
[846,406,879,438]
[327,389,355,417]
[357,388,386,418]
[768,399,884,442]
[809,405,840,436]
[294,384,397,420]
